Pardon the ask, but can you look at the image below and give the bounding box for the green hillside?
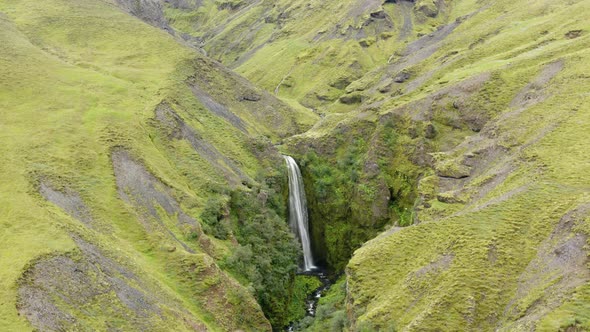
[2,0,590,331]
[0,0,316,330]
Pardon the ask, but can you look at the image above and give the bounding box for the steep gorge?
[2,0,590,331]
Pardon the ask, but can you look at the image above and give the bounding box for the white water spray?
[283,155,316,271]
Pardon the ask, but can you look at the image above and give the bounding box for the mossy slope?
[167,3,590,329]
[0,0,314,330]
[279,0,590,330]
[160,0,451,113]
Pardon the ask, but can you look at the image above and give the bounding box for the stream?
[286,269,333,331]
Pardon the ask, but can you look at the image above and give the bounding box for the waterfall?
[283,155,316,271]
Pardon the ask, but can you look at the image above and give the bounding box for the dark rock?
[393,70,411,83]
[330,76,353,90]
[424,123,437,139]
[370,10,387,19]
[565,30,583,39]
[339,93,363,104]
[240,93,261,102]
[359,38,376,48]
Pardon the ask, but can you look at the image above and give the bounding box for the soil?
[154,102,249,187]
[189,83,249,133]
[501,203,590,328]
[16,237,197,332]
[39,182,94,226]
[111,149,200,254]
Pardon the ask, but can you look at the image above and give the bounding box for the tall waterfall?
[284,156,316,271]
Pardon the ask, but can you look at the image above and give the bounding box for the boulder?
[340,93,363,104]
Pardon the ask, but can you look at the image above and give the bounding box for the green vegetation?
[0,0,313,330]
[296,278,349,332]
[287,275,323,325]
[225,187,301,328]
[162,0,448,113]
[2,0,590,330]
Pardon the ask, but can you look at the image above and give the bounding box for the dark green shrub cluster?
[200,197,231,240]
[286,275,322,325]
[225,187,300,329]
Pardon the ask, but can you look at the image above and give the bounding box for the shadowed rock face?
[115,0,172,31]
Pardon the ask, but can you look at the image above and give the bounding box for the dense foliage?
[224,184,300,328]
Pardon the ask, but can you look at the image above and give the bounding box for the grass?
[0,0,311,329]
[2,0,590,330]
[162,0,446,113]
[257,0,590,329]
[339,0,590,329]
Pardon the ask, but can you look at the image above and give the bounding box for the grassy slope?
[0,0,311,330]
[176,0,590,329]
[166,0,590,329]
[3,0,590,330]
[162,0,448,113]
[332,0,590,330]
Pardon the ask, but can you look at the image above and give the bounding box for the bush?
[330,310,347,332]
[225,188,300,328]
[200,197,231,239]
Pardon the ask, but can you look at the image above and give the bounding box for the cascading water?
[283,155,316,272]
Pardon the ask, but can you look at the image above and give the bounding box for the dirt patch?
[154,102,248,187]
[393,18,460,66]
[347,0,383,18]
[112,149,202,254]
[508,59,564,110]
[414,253,454,278]
[17,284,77,332]
[39,182,94,226]
[16,237,205,331]
[565,30,583,39]
[189,83,249,133]
[185,57,306,139]
[501,203,590,328]
[398,0,414,40]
